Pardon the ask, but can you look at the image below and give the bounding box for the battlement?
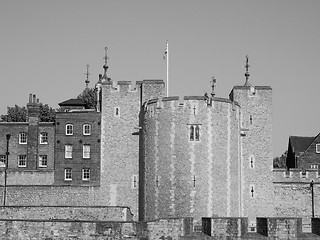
[273,168,320,183]
[103,79,164,93]
[144,96,240,108]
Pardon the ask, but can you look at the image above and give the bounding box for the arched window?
[195,126,200,141]
[190,126,194,141]
[83,124,91,135]
[66,124,73,135]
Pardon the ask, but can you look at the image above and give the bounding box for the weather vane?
[103,46,109,65]
[102,46,110,80]
[244,55,250,85]
[211,76,216,97]
[84,64,90,88]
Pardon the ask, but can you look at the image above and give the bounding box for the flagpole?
[166,40,169,97]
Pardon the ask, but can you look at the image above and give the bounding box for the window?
[65,145,73,159]
[66,124,73,135]
[249,155,255,169]
[65,168,72,181]
[83,124,91,135]
[83,145,90,159]
[40,132,48,144]
[18,155,27,167]
[82,168,90,181]
[189,125,200,141]
[132,175,138,189]
[0,155,6,167]
[311,164,319,169]
[114,107,120,117]
[316,144,320,153]
[19,133,27,144]
[39,155,47,168]
[250,185,255,198]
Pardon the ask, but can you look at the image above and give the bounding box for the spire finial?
[244,55,250,86]
[211,76,216,97]
[102,46,110,80]
[84,64,90,88]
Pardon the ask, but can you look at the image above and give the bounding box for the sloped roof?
[58,98,86,107]
[289,136,315,153]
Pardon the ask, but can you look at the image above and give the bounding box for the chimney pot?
[29,94,32,103]
[33,94,36,103]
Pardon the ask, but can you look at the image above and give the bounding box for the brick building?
[54,98,101,186]
[0,94,55,186]
[286,135,320,169]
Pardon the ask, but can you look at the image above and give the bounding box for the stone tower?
[229,56,274,226]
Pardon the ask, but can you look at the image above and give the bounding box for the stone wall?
[0,217,192,240]
[100,80,165,220]
[257,217,302,239]
[0,170,54,185]
[230,86,274,223]
[142,96,241,224]
[273,169,320,230]
[202,217,248,238]
[0,206,132,221]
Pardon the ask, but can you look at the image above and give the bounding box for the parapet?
[104,79,164,93]
[273,168,320,183]
[143,96,240,115]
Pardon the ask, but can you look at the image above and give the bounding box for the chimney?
[26,93,40,170]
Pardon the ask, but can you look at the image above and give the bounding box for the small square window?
[40,132,48,144]
[83,124,91,135]
[66,124,73,135]
[65,145,73,159]
[65,168,72,181]
[0,155,6,167]
[18,155,27,167]
[316,144,320,153]
[19,133,27,144]
[39,155,47,168]
[82,168,90,181]
[83,145,90,159]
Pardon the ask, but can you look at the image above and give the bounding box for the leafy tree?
[0,103,55,122]
[39,103,56,122]
[77,88,97,109]
[273,151,288,168]
[1,105,27,122]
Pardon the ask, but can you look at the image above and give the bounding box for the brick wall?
[54,110,101,186]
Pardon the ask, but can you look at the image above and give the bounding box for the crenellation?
[273,168,320,182]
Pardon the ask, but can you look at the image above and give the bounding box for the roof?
[58,98,86,107]
[289,136,315,153]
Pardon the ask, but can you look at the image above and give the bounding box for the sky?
[0,0,320,157]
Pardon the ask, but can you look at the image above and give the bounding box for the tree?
[77,88,97,109]
[39,103,56,122]
[1,105,27,122]
[0,103,55,122]
[273,151,288,168]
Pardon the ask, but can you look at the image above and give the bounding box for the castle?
[0,49,319,236]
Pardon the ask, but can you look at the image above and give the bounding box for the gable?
[289,136,315,154]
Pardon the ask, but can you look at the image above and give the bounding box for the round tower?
[141,96,242,224]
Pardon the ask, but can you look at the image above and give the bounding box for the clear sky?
[0,0,320,157]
